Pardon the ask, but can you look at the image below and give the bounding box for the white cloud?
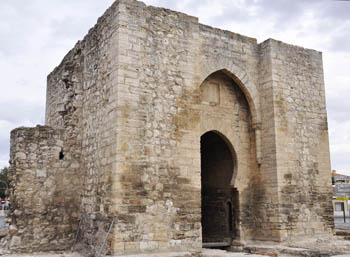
[0,0,115,169]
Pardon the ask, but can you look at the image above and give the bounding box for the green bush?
[0,167,8,199]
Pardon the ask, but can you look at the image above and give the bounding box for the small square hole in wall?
[59,150,64,160]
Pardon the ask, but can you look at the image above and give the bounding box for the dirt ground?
[282,234,350,253]
[1,235,350,257]
[0,252,265,257]
[0,252,267,257]
[1,248,350,257]
[1,253,83,257]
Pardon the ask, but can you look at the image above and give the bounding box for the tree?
[0,167,8,199]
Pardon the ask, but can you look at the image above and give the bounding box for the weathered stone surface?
[7,0,334,255]
[7,126,81,252]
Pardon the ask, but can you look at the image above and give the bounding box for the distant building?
[332,170,350,184]
[332,170,350,224]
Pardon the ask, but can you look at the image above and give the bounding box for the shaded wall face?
[199,72,257,241]
[201,131,234,243]
[45,2,122,254]
[11,2,123,255]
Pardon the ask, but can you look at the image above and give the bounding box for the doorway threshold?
[203,242,231,248]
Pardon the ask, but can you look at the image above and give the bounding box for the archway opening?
[201,131,238,247]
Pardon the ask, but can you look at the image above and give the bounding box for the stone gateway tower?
[8,0,334,255]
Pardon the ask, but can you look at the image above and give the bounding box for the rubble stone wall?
[9,1,123,254]
[45,2,122,255]
[8,126,80,252]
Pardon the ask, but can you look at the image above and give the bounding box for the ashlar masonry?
[7,0,333,255]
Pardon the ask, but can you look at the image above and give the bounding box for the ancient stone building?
[7,0,334,255]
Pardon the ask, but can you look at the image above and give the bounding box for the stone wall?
[8,1,123,254]
[265,40,334,238]
[199,72,257,243]
[8,126,80,252]
[108,1,333,250]
[110,1,272,252]
[45,2,122,255]
[7,0,334,255]
[111,2,230,253]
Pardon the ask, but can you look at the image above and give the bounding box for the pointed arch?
[197,60,262,163]
[201,130,238,244]
[197,60,261,128]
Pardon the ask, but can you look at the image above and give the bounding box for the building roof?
[332,170,348,177]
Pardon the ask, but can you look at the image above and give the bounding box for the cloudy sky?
[1,0,349,174]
